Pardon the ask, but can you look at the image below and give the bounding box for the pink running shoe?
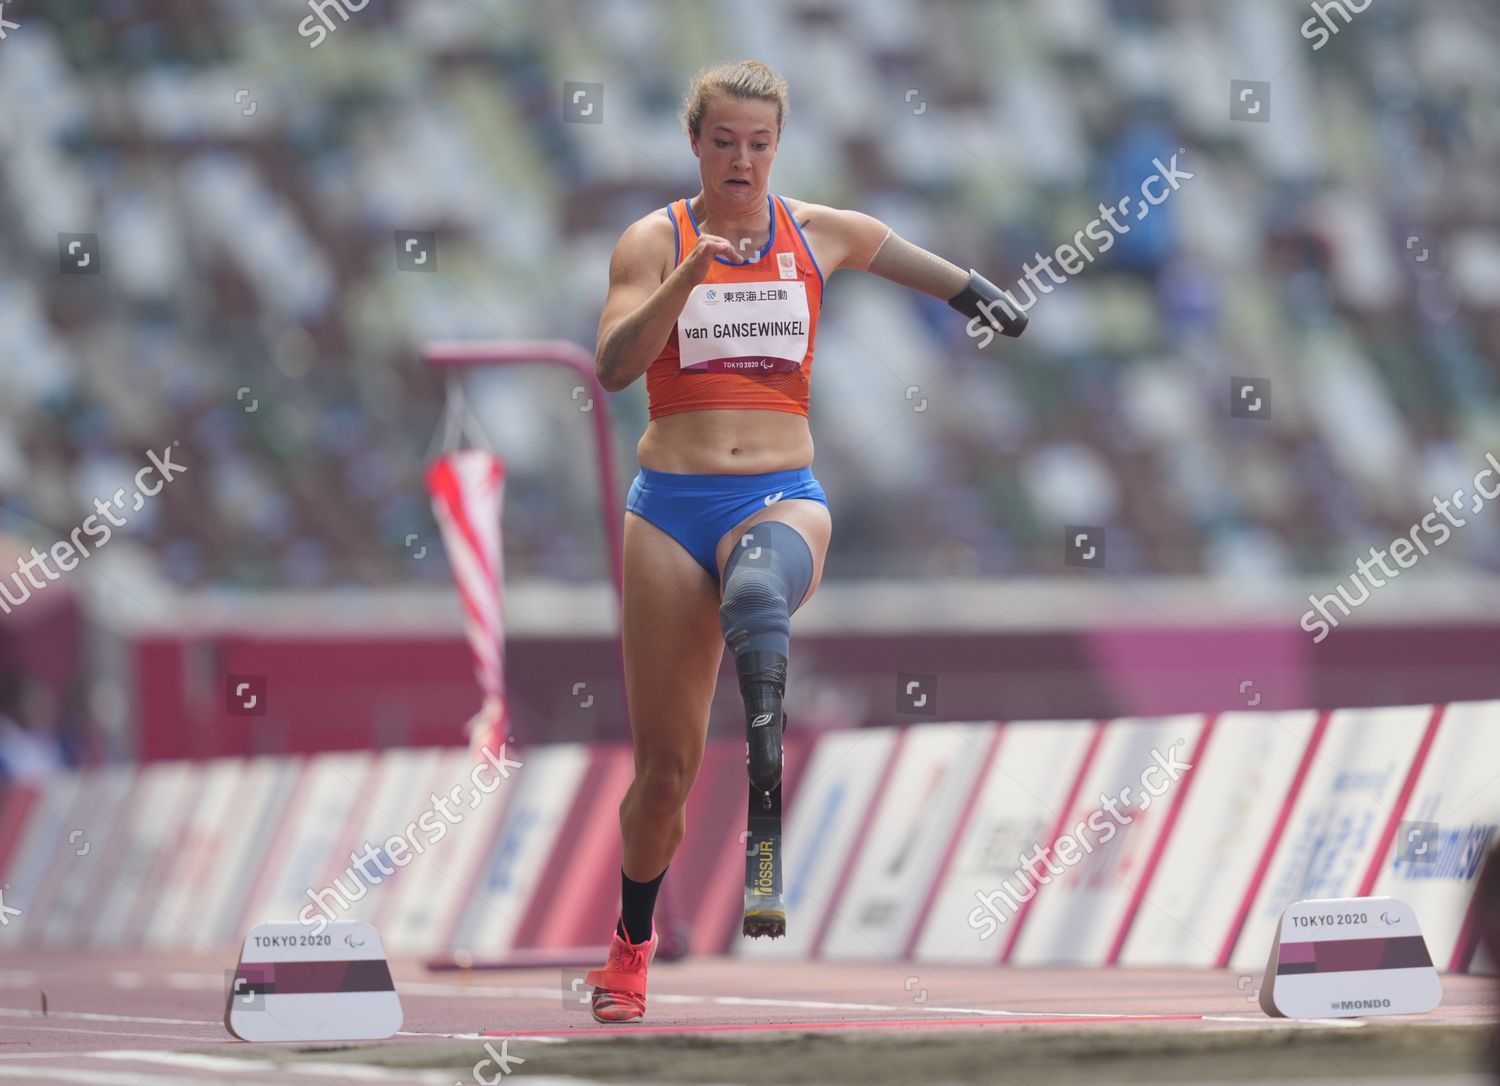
[584,922,658,1023]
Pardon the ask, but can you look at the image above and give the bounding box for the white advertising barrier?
[738,727,900,961]
[235,751,376,936]
[378,747,521,956]
[1009,715,1205,966]
[911,720,1096,964]
[0,772,84,948]
[187,756,304,947]
[37,765,134,948]
[1120,711,1321,967]
[819,723,996,960]
[138,757,245,948]
[1,699,1492,967]
[442,742,590,957]
[1369,700,1500,971]
[307,750,441,930]
[521,745,635,952]
[19,767,98,943]
[1229,705,1435,972]
[225,920,401,1042]
[1258,897,1442,1018]
[90,759,201,948]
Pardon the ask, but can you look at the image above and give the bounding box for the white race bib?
[676,281,810,374]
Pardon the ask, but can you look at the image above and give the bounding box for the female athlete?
[583,59,1023,1023]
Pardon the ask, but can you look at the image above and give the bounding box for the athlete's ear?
[689,129,700,158]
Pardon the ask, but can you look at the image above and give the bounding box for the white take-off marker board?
[1259,897,1442,1019]
[225,920,402,1041]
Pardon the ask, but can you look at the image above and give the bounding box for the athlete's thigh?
[622,511,725,770]
[713,499,832,610]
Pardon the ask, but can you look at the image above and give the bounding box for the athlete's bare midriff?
[636,409,814,474]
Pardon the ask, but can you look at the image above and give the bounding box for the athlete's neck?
[691,191,770,239]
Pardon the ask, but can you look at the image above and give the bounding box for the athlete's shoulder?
[777,195,832,230]
[617,203,679,250]
[778,197,889,273]
[611,204,680,279]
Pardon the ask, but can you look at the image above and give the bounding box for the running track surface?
[0,952,1493,1083]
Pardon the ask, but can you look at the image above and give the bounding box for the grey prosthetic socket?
[719,521,815,795]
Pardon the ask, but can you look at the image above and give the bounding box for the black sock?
[618,865,667,944]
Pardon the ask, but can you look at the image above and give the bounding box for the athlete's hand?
[679,233,740,285]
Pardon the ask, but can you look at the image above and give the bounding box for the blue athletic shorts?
[626,465,828,582]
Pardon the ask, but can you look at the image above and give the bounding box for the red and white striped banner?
[426,450,510,759]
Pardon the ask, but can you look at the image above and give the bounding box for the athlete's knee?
[631,754,695,814]
[718,521,815,651]
[719,573,789,642]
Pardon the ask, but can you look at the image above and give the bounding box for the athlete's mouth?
[726,178,751,186]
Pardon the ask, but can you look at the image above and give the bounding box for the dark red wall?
[130,623,1500,760]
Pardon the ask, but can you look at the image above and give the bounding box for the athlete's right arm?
[595,216,737,393]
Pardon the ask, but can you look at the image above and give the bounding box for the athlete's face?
[691,94,779,209]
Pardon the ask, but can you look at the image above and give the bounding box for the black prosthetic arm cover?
[948,269,1028,338]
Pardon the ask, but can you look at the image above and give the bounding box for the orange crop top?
[645,194,825,419]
